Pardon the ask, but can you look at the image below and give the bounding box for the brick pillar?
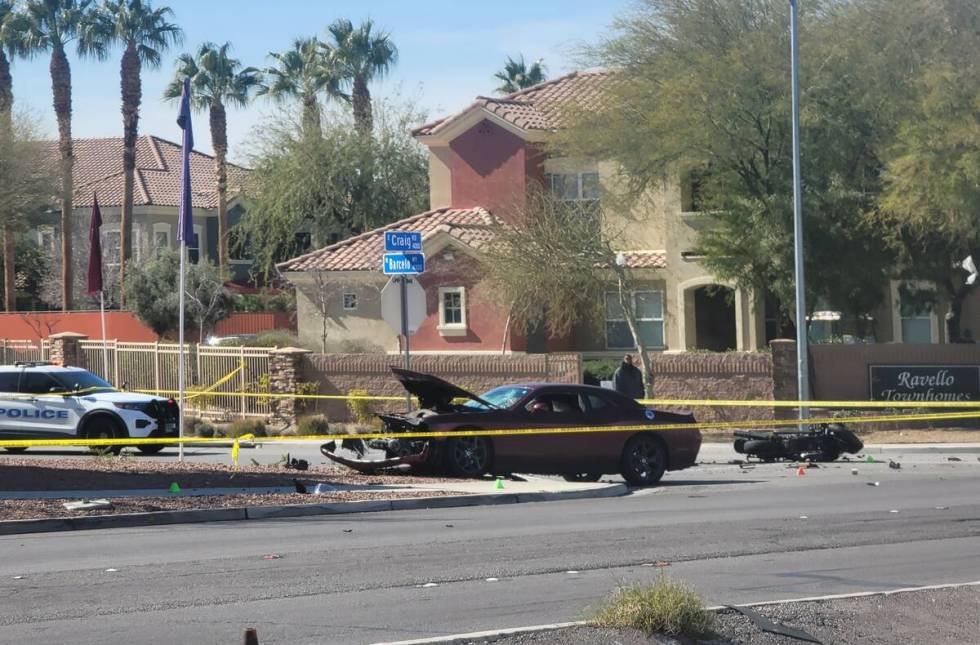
[49,332,88,368]
[269,347,312,426]
[769,339,797,419]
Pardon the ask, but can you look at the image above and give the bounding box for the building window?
[546,172,600,202]
[681,166,711,212]
[104,229,121,268]
[187,225,202,264]
[605,291,665,349]
[152,223,172,257]
[37,226,55,254]
[343,292,358,311]
[438,286,467,335]
[900,301,933,344]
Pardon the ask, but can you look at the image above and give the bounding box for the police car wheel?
[85,417,123,456]
[137,445,165,455]
[3,447,28,453]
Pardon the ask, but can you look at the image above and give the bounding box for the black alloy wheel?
[137,445,166,455]
[85,417,124,456]
[620,434,667,486]
[3,447,28,453]
[445,435,492,477]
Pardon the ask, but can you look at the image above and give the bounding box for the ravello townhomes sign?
[870,365,980,402]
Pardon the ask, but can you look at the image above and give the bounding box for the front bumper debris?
[320,440,430,473]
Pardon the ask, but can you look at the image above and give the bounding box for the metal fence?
[80,341,273,419]
[0,339,50,364]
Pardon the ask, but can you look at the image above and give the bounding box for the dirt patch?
[0,490,448,521]
[0,456,462,492]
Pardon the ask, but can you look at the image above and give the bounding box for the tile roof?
[620,251,667,269]
[278,207,497,272]
[413,70,614,137]
[279,204,666,274]
[45,135,250,209]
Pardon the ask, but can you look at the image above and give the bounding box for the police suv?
[0,362,179,454]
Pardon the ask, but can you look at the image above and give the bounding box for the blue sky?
[9,0,630,162]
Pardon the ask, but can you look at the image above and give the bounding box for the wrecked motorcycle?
[733,423,863,462]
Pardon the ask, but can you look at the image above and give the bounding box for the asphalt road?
[1,460,978,645]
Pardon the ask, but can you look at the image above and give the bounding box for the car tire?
[84,416,124,456]
[137,445,165,455]
[563,472,602,483]
[3,447,28,453]
[444,435,492,478]
[620,434,667,486]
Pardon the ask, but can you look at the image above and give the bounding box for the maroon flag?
[86,193,103,296]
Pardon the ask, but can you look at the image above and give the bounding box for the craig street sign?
[385,231,423,252]
[383,252,425,275]
[869,364,980,402]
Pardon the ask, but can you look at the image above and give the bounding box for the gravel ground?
[0,490,446,521]
[476,586,980,644]
[0,456,467,521]
[0,455,463,491]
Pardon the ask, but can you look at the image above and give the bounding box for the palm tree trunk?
[0,51,13,312]
[209,102,229,271]
[3,223,15,312]
[51,44,74,311]
[119,40,141,308]
[351,74,372,134]
[301,90,321,138]
[614,268,654,398]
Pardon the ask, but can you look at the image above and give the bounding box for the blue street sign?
[385,231,422,252]
[383,252,425,275]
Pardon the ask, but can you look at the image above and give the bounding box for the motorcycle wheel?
[742,439,780,462]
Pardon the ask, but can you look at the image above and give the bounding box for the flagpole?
[178,239,186,462]
[99,290,109,378]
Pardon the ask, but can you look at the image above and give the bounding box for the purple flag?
[86,193,103,296]
[176,77,194,243]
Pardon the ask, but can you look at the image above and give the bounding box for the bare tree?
[482,189,656,395]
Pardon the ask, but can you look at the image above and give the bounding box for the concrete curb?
[0,483,628,535]
[373,580,980,645]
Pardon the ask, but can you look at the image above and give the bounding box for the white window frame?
[342,292,358,312]
[891,280,939,344]
[438,286,467,336]
[103,224,121,268]
[187,224,203,263]
[152,223,172,256]
[546,171,601,202]
[36,226,55,253]
[604,290,665,350]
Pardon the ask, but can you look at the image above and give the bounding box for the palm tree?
[322,18,397,134]
[95,0,181,305]
[258,36,342,138]
[0,0,18,311]
[493,55,547,94]
[7,0,107,311]
[163,42,259,271]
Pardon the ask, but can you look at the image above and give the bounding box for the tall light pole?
[790,0,809,421]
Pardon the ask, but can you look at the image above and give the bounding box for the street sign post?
[382,231,425,410]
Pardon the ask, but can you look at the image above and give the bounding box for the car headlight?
[114,402,151,412]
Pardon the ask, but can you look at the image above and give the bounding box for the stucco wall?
[293,274,397,352]
[449,119,527,220]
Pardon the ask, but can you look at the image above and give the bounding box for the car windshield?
[52,370,114,393]
[462,386,530,410]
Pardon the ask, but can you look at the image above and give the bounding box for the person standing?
[612,354,645,400]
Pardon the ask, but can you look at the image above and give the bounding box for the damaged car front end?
[320,368,496,474]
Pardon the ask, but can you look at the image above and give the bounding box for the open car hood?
[391,368,494,410]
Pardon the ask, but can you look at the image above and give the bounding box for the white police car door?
[9,371,84,438]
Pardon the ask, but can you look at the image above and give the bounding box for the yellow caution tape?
[184,361,246,401]
[1,410,977,449]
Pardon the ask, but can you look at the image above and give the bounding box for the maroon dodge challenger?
[322,369,701,485]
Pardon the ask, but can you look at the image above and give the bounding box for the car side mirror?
[529,401,550,414]
[49,386,65,393]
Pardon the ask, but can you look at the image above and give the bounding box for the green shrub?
[591,576,713,637]
[219,418,267,438]
[583,359,620,384]
[296,415,330,436]
[194,421,216,438]
[347,389,378,425]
